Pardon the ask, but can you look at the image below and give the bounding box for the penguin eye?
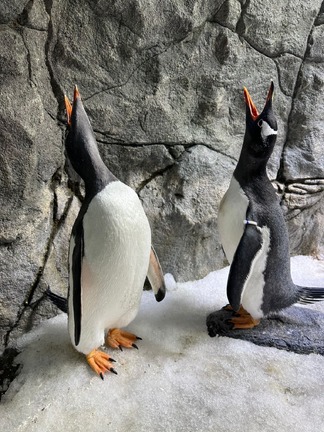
[258,119,263,127]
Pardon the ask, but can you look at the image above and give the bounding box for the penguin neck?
[68,140,116,196]
[82,149,115,196]
[234,145,269,185]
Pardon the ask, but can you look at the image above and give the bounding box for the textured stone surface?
[0,0,324,353]
[207,306,324,355]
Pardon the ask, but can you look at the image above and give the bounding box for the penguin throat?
[236,146,270,178]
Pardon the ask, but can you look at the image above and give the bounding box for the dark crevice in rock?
[285,192,324,202]
[5,21,36,88]
[208,17,303,63]
[199,143,237,162]
[135,142,237,193]
[244,38,303,62]
[0,348,21,402]
[95,132,127,145]
[136,163,176,194]
[67,179,84,204]
[118,18,142,39]
[278,177,324,220]
[4,168,73,347]
[84,44,172,102]
[280,177,324,186]
[16,0,46,32]
[20,30,36,87]
[0,235,21,247]
[235,0,251,38]
[44,107,57,122]
[233,1,304,61]
[285,203,323,220]
[166,146,186,161]
[43,0,63,116]
[276,3,324,186]
[93,137,237,162]
[315,0,324,26]
[273,60,294,98]
[84,24,198,104]
[138,111,148,134]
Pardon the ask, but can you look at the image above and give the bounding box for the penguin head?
[64,86,109,186]
[243,81,278,159]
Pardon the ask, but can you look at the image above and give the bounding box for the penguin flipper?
[46,288,68,313]
[227,224,263,311]
[147,246,166,302]
[70,222,84,346]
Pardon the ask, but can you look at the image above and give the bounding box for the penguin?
[60,86,165,378]
[213,81,324,330]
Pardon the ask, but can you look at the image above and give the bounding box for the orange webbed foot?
[86,349,117,380]
[105,328,142,351]
[229,305,260,329]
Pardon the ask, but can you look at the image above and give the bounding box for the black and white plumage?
[216,82,324,329]
[60,86,165,377]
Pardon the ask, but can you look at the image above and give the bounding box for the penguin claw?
[229,315,260,329]
[106,328,142,350]
[229,305,260,329]
[207,305,260,336]
[86,349,117,379]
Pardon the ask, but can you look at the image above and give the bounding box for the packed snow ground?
[1,256,324,432]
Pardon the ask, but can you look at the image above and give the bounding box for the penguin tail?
[46,287,68,313]
[297,286,324,305]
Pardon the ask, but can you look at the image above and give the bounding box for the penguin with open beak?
[208,82,324,331]
[60,86,165,378]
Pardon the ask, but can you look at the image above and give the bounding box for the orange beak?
[64,85,81,126]
[64,95,72,126]
[74,84,81,101]
[243,87,259,121]
[243,81,274,120]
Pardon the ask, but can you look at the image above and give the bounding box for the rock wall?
[0,0,324,353]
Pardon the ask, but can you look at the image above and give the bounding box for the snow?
[1,256,324,432]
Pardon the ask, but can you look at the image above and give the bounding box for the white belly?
[218,176,249,263]
[241,226,271,319]
[68,181,151,354]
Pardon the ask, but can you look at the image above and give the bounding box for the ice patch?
[1,256,324,432]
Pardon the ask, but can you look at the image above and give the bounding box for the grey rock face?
[0,0,324,353]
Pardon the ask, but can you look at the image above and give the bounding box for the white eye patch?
[260,120,277,138]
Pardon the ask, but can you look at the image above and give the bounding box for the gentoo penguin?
[211,81,324,330]
[60,86,165,378]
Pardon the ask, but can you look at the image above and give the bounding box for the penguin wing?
[70,220,84,346]
[147,246,166,302]
[227,224,263,311]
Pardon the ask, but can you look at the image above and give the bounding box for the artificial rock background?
[0,0,324,353]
